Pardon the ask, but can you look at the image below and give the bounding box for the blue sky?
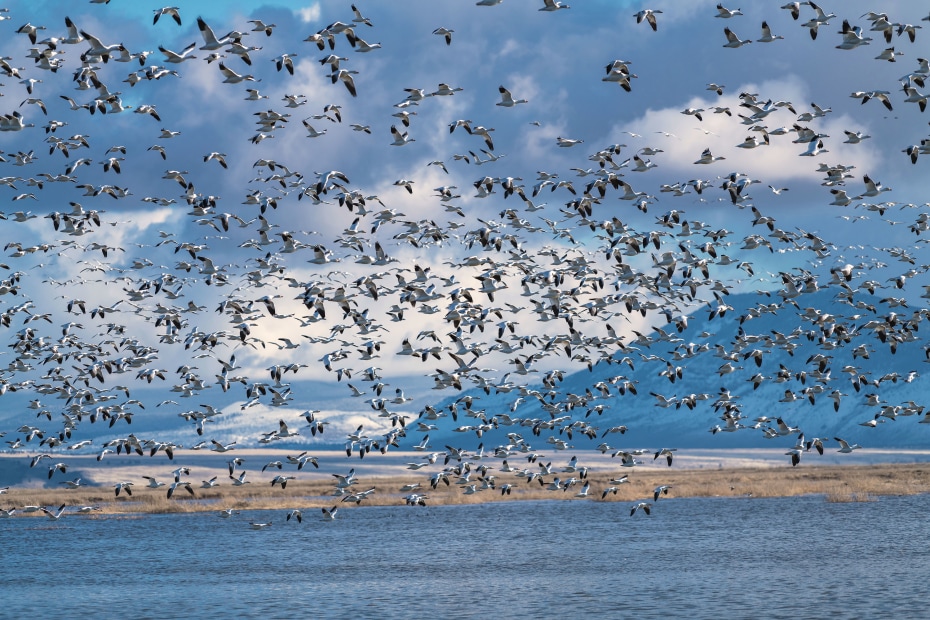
[1,1,929,450]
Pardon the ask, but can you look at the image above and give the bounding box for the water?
[2,495,929,618]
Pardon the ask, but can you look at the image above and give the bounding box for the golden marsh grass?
[4,460,930,516]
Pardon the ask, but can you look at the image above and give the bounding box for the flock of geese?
[1,0,930,524]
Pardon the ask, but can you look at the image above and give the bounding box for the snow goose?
[248,19,276,36]
[694,147,725,164]
[270,474,296,489]
[715,4,743,18]
[79,29,122,62]
[497,85,527,107]
[142,475,166,488]
[836,20,872,50]
[781,2,800,20]
[302,120,327,138]
[249,521,273,530]
[630,501,653,516]
[634,9,662,31]
[42,504,67,520]
[903,83,927,111]
[62,16,84,45]
[723,27,752,48]
[757,21,784,42]
[158,43,197,64]
[211,439,237,452]
[433,27,454,45]
[197,16,236,50]
[843,130,871,144]
[653,485,672,500]
[858,174,890,198]
[16,23,47,45]
[431,83,463,96]
[389,125,415,146]
[218,63,258,84]
[354,38,381,53]
[332,69,358,96]
[602,69,637,91]
[556,136,584,147]
[167,480,194,498]
[153,7,182,26]
[799,138,827,157]
[540,0,570,10]
[834,437,861,453]
[874,46,899,62]
[654,448,677,466]
[806,1,835,25]
[897,23,921,43]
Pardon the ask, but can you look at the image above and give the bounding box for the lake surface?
[2,494,928,618]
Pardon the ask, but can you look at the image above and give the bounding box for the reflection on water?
[2,495,928,618]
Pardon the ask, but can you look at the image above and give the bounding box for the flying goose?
[42,504,67,520]
[433,27,454,45]
[248,19,277,36]
[723,27,752,48]
[634,9,661,31]
[197,16,238,50]
[218,63,258,84]
[757,21,784,42]
[835,437,862,453]
[390,125,415,146]
[497,85,527,107]
[694,147,725,164]
[715,4,743,18]
[153,7,182,26]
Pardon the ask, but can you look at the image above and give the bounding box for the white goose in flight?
[153,7,183,26]
[42,504,67,520]
[694,147,725,164]
[497,86,527,107]
[79,29,122,62]
[723,27,752,48]
[757,21,784,42]
[433,27,454,45]
[218,63,258,84]
[634,9,661,31]
[834,437,862,453]
[197,16,237,50]
[158,42,197,63]
[539,0,570,10]
[390,125,415,146]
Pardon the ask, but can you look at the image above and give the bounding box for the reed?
[3,462,930,516]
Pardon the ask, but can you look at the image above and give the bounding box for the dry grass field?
[3,449,930,515]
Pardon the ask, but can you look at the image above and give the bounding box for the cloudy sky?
[1,1,929,448]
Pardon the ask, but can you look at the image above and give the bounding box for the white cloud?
[606,76,878,185]
[296,3,322,24]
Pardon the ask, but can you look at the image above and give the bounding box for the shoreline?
[3,450,930,515]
